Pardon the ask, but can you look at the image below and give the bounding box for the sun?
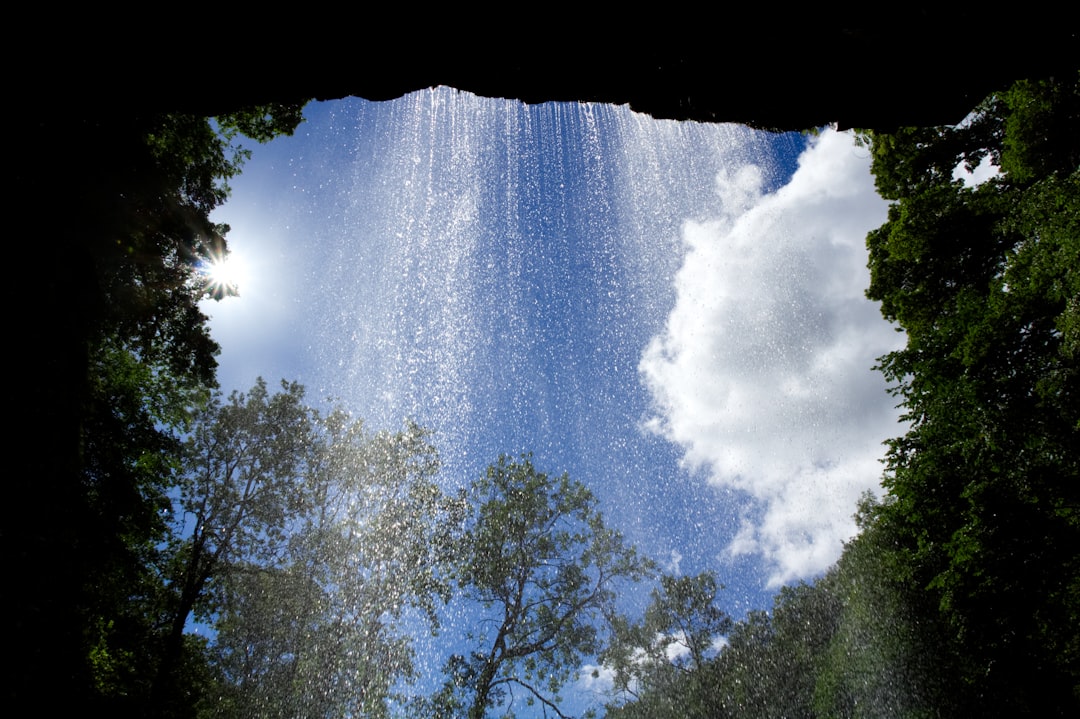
[199,248,247,300]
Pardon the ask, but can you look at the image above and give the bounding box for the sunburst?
[198,248,246,300]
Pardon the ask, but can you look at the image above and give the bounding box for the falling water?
[207,87,900,714]
[219,89,790,476]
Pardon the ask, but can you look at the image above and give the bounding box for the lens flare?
[198,249,246,300]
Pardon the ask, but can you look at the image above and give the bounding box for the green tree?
[864,73,1080,712]
[727,581,842,719]
[153,379,316,714]
[702,580,840,719]
[813,494,967,719]
[73,339,215,715]
[601,572,732,719]
[10,101,306,714]
[149,379,463,718]
[434,455,652,719]
[210,417,462,719]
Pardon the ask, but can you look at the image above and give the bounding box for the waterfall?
[208,86,897,605]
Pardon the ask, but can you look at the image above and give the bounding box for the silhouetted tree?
[9,101,307,715]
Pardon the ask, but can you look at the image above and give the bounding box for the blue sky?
[203,88,904,710]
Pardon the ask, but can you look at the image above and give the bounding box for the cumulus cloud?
[639,129,904,587]
[578,662,618,699]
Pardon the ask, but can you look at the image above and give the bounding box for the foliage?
[151,379,460,719]
[716,581,842,718]
[602,572,731,706]
[604,503,963,719]
[864,73,1080,713]
[8,98,307,714]
[600,572,731,719]
[75,339,214,715]
[151,379,317,711]
[209,414,462,719]
[100,104,309,380]
[811,494,966,718]
[433,455,652,719]
[603,573,838,719]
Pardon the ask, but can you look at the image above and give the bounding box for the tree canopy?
[601,571,732,718]
[8,102,307,714]
[433,455,653,719]
[199,385,461,719]
[105,378,461,718]
[864,73,1080,713]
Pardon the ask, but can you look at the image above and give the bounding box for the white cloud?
[578,662,618,699]
[639,129,904,587]
[662,631,692,662]
[953,153,999,187]
[663,548,683,575]
[576,631,730,704]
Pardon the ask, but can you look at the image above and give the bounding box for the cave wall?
[24,11,1077,130]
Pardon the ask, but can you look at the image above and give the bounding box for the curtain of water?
[207,87,902,714]
[212,85,897,598]
[303,88,790,490]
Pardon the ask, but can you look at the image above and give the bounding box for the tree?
[702,580,841,719]
[864,73,1080,712]
[152,378,316,714]
[434,455,652,719]
[9,100,307,713]
[149,378,461,718]
[812,494,968,719]
[605,576,840,719]
[601,572,732,719]
[210,416,462,719]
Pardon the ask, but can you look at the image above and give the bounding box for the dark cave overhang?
[23,13,1078,130]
